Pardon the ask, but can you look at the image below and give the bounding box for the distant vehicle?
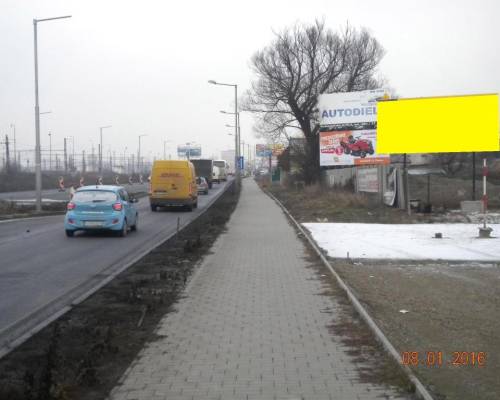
[149,160,198,211]
[196,176,209,195]
[213,159,229,179]
[190,159,214,189]
[64,185,139,237]
[212,165,227,183]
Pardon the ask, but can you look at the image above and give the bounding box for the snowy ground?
[303,223,500,261]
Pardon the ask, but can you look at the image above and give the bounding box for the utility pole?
[99,125,112,174]
[48,132,52,170]
[472,152,476,200]
[138,134,147,172]
[64,137,68,172]
[10,124,16,168]
[4,135,10,173]
[82,150,86,173]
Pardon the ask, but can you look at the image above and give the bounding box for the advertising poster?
[318,89,390,166]
[256,144,285,157]
[177,144,201,158]
[319,130,388,166]
[256,144,272,157]
[356,168,379,193]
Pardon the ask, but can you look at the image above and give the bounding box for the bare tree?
[243,20,385,183]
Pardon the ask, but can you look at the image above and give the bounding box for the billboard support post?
[472,152,476,200]
[403,153,411,216]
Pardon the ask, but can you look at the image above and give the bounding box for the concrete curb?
[0,180,235,360]
[264,188,434,400]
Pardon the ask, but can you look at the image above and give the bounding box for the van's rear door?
[152,168,189,198]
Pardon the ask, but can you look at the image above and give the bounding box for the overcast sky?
[1,0,498,162]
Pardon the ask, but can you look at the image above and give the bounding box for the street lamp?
[39,111,52,171]
[33,15,71,212]
[10,124,16,168]
[48,131,52,170]
[138,134,148,172]
[208,79,240,182]
[99,125,112,174]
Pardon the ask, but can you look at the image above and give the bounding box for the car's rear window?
[73,191,117,203]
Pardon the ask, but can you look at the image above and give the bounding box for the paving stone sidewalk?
[110,179,409,400]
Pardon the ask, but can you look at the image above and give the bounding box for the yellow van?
[149,160,198,211]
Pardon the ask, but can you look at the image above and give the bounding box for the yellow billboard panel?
[377,94,499,153]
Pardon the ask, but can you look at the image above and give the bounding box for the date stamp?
[401,351,486,367]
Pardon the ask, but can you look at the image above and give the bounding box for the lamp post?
[64,136,73,171]
[10,124,16,168]
[99,125,112,174]
[222,110,242,174]
[138,134,148,172]
[208,80,239,183]
[33,15,71,212]
[123,146,127,173]
[48,131,52,170]
[39,111,52,171]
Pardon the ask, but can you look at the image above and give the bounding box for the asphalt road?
[0,180,231,351]
[0,183,148,202]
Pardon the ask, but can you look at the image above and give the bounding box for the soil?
[0,184,240,400]
[332,260,500,400]
[269,184,500,400]
[302,249,416,398]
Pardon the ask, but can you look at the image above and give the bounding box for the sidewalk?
[110,179,409,400]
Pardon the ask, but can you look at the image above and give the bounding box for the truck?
[190,159,214,189]
[213,160,229,179]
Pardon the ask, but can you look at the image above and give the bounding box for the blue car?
[64,185,139,237]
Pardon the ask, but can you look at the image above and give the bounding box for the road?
[0,180,231,354]
[0,183,148,202]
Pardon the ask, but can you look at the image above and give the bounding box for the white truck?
[212,164,227,183]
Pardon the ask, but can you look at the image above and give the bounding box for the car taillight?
[67,202,76,210]
[112,202,123,211]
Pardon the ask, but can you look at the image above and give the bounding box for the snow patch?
[303,223,500,261]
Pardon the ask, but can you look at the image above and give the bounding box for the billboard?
[320,130,388,166]
[256,144,272,157]
[318,89,390,166]
[377,94,499,154]
[256,144,285,157]
[177,144,201,158]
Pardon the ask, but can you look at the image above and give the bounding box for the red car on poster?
[340,135,374,158]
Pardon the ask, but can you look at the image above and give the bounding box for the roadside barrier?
[58,176,65,192]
